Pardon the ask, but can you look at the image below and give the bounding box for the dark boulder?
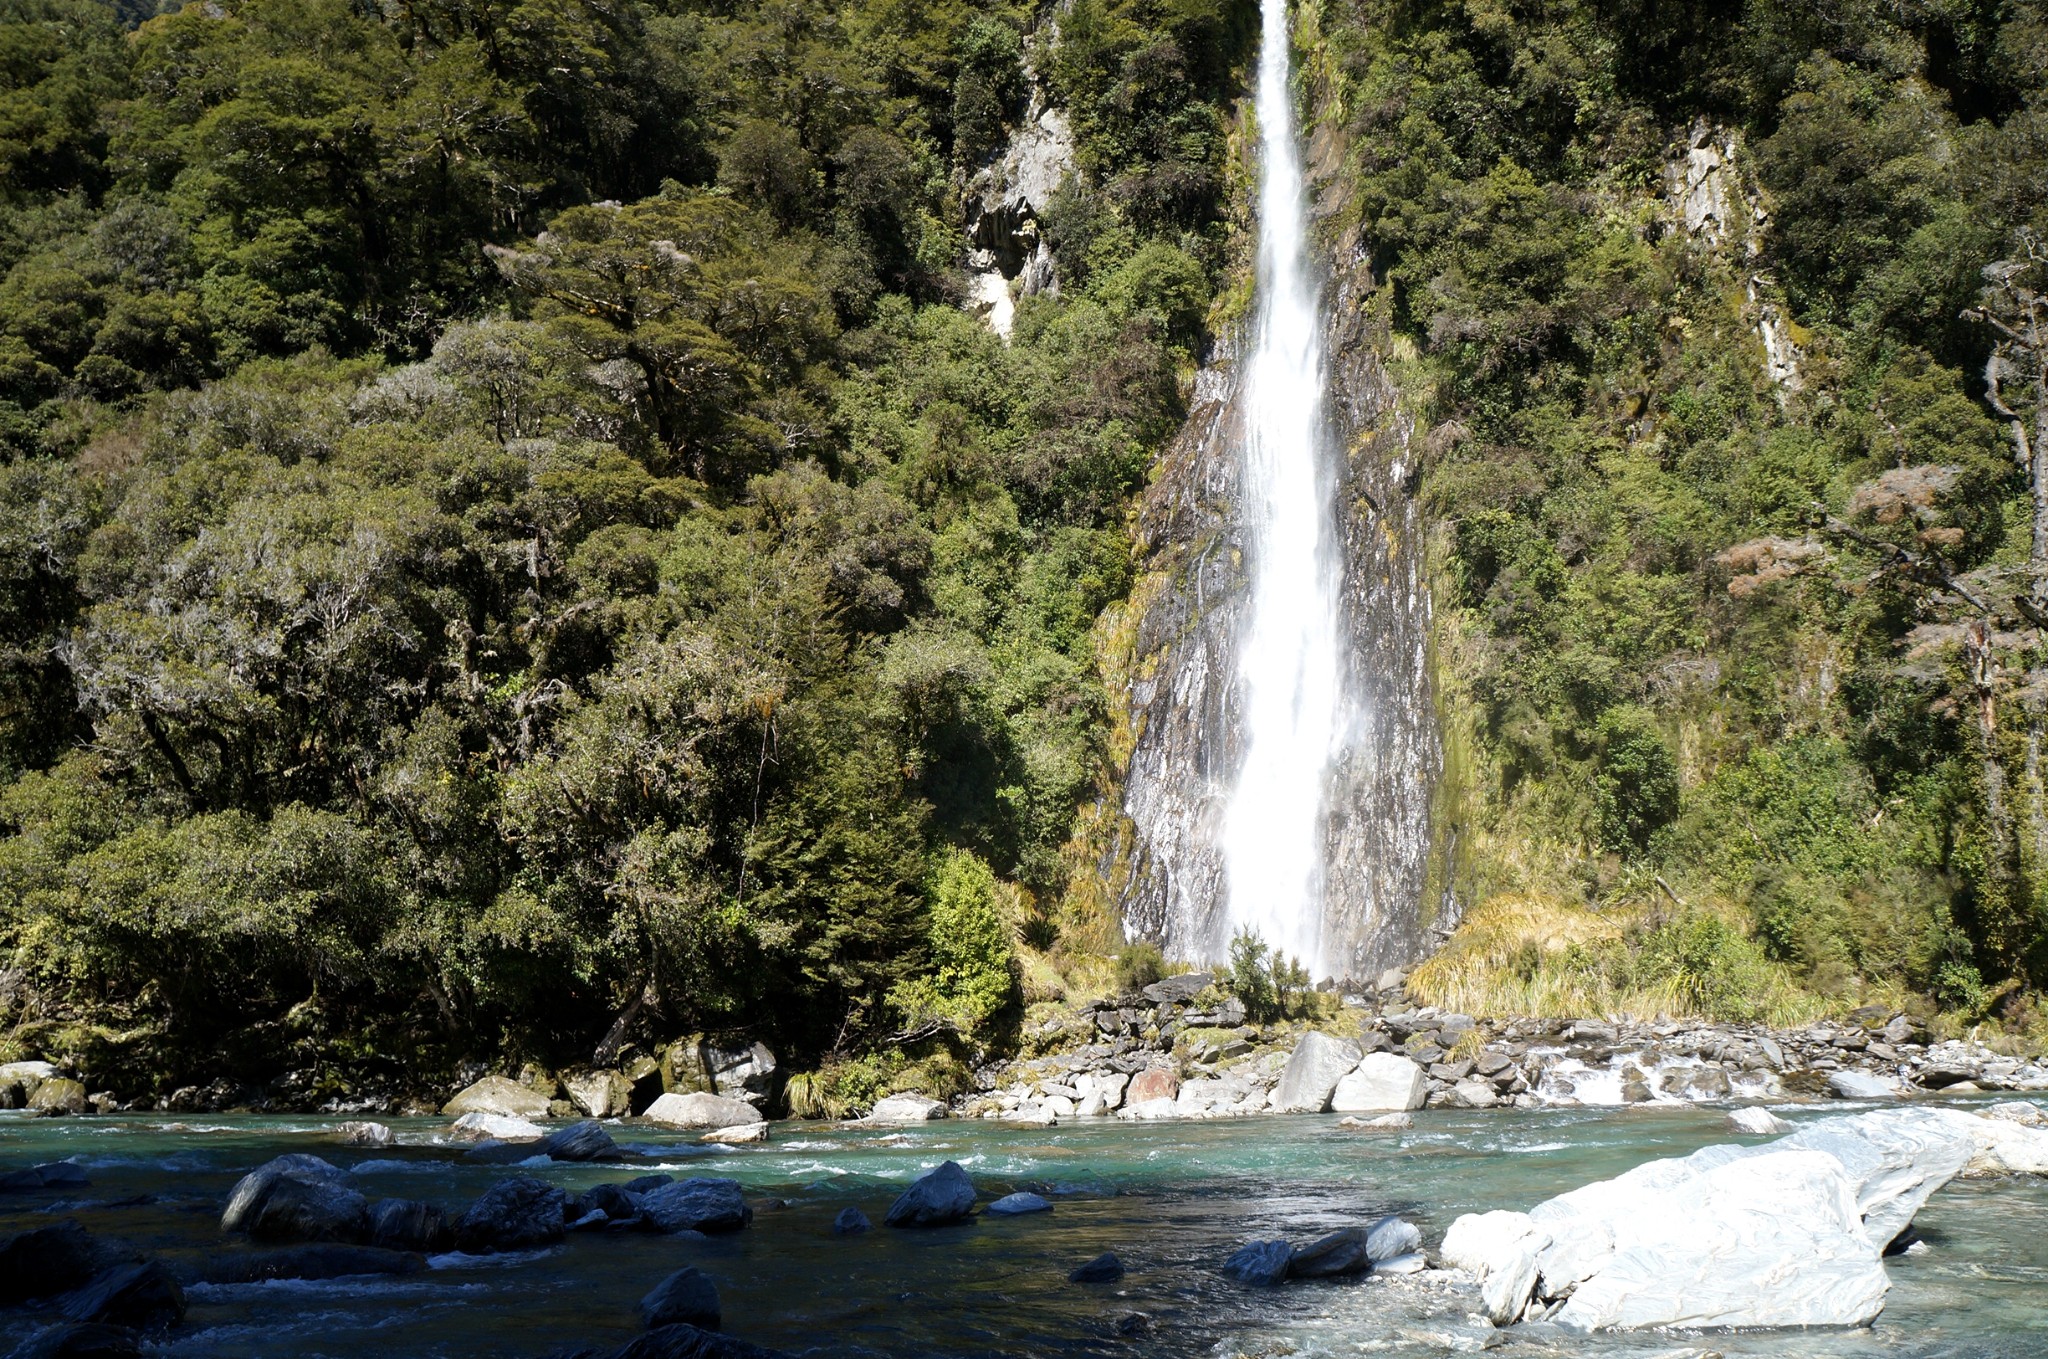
[0,1161,90,1193]
[56,1263,184,1330]
[538,1120,621,1162]
[1068,1252,1124,1283]
[454,1177,568,1253]
[637,1179,751,1234]
[368,1198,451,1253]
[245,1176,370,1244]
[624,1174,674,1194]
[610,1325,788,1359]
[883,1161,975,1228]
[1288,1228,1373,1279]
[193,1245,426,1284]
[639,1266,721,1329]
[0,1221,103,1305]
[220,1155,348,1234]
[4,1324,140,1359]
[1221,1240,1294,1286]
[830,1207,870,1236]
[573,1183,644,1226]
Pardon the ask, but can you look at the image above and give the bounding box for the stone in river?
[1330,1054,1427,1113]
[56,1263,184,1330]
[642,1093,764,1129]
[537,1119,622,1161]
[1288,1227,1373,1278]
[221,1155,354,1236]
[1828,1070,1900,1099]
[1727,1107,1794,1136]
[1272,1032,1363,1113]
[1337,1112,1412,1131]
[0,1221,108,1305]
[609,1324,790,1359]
[864,1093,947,1123]
[197,1245,426,1283]
[450,1112,545,1142]
[4,1323,142,1359]
[637,1178,753,1234]
[368,1198,451,1253]
[985,1192,1051,1215]
[454,1177,568,1253]
[1365,1216,1421,1261]
[0,1160,91,1193]
[884,1161,976,1227]
[334,1121,392,1147]
[831,1207,871,1236]
[244,1175,371,1244]
[1068,1252,1124,1283]
[441,1075,551,1119]
[640,1266,721,1329]
[1221,1239,1294,1286]
[1126,1067,1179,1104]
[699,1123,769,1145]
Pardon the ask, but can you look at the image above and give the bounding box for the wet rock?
[1727,1107,1793,1136]
[863,1094,947,1123]
[538,1119,622,1162]
[1272,1032,1363,1113]
[884,1160,976,1227]
[368,1198,451,1252]
[1140,972,1213,1004]
[464,1138,548,1166]
[573,1183,643,1227]
[334,1121,392,1148]
[609,1323,789,1359]
[451,1112,546,1142]
[0,1161,91,1193]
[56,1263,184,1330]
[4,1324,140,1359]
[442,1075,551,1120]
[221,1156,348,1233]
[985,1192,1051,1215]
[831,1207,870,1236]
[1069,1252,1124,1283]
[564,1069,634,1119]
[1288,1227,1374,1278]
[639,1266,720,1329]
[699,1122,769,1145]
[1330,1053,1426,1113]
[637,1178,753,1234]
[0,1221,106,1305]
[1827,1071,1899,1100]
[642,1093,764,1130]
[453,1177,568,1253]
[27,1078,87,1117]
[244,1175,371,1244]
[195,1245,426,1283]
[1221,1239,1294,1286]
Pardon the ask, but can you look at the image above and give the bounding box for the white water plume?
[1218,0,1348,977]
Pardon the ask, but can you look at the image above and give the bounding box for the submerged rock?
[884,1161,976,1227]
[831,1207,870,1236]
[0,1221,113,1305]
[442,1075,552,1119]
[454,1177,568,1253]
[1221,1239,1294,1286]
[1272,1033,1362,1113]
[1068,1251,1124,1283]
[4,1323,141,1359]
[1337,1112,1413,1131]
[56,1263,184,1330]
[195,1245,426,1283]
[636,1178,752,1234]
[639,1266,721,1329]
[0,1161,90,1193]
[984,1192,1050,1215]
[609,1324,788,1359]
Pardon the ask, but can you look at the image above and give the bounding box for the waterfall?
[1217,0,1347,977]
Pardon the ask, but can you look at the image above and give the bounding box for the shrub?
[1595,706,1680,854]
[1114,940,1165,993]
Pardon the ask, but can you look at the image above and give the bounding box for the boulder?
[3,1323,140,1359]
[1126,1067,1179,1105]
[334,1121,392,1147]
[1828,1071,1900,1100]
[639,1266,721,1329]
[573,1183,644,1228]
[0,1221,105,1305]
[1068,1251,1124,1283]
[1444,1079,1500,1109]
[564,1069,635,1119]
[610,1324,789,1359]
[637,1178,752,1234]
[863,1094,947,1124]
[664,1037,779,1105]
[453,1177,567,1253]
[196,1245,426,1283]
[884,1161,976,1227]
[1140,972,1214,1004]
[1330,1053,1427,1113]
[831,1207,870,1236]
[1365,1216,1421,1262]
[243,1175,370,1244]
[1221,1239,1294,1286]
[984,1192,1051,1215]
[442,1075,551,1119]
[1272,1032,1363,1113]
[1376,1253,1427,1275]
[1288,1227,1373,1278]
[699,1123,769,1145]
[1337,1112,1413,1132]
[56,1264,184,1330]
[1727,1107,1794,1136]
[538,1120,621,1162]
[642,1093,764,1130]
[0,1161,91,1193]
[1119,1097,1178,1120]
[450,1112,545,1142]
[28,1078,87,1116]
[368,1198,451,1253]
[220,1155,356,1238]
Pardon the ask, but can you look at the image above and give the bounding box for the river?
[5,1100,2046,1357]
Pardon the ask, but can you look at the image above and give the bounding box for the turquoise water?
[4,1100,2046,1357]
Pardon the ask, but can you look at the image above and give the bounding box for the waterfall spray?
[1218,0,1347,977]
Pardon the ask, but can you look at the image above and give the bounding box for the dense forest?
[1,0,2046,1104]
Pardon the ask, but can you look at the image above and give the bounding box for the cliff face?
[1101,98,1443,983]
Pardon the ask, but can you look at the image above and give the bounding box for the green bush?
[1113,940,1165,993]
[1594,707,1680,855]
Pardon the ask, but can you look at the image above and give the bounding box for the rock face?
[1440,1108,2048,1333]
[663,1037,778,1107]
[640,1266,721,1329]
[642,1093,764,1129]
[453,1177,567,1253]
[442,1075,551,1119]
[1271,1032,1362,1113]
[884,1161,976,1227]
[636,1178,753,1234]
[864,1094,946,1123]
[1330,1053,1426,1112]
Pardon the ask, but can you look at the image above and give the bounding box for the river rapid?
[4,1100,2046,1358]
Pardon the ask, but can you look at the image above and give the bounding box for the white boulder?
[864,1094,947,1124]
[1331,1053,1427,1113]
[643,1092,765,1129]
[1726,1106,1793,1136]
[442,1075,551,1119]
[1271,1032,1363,1113]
